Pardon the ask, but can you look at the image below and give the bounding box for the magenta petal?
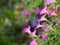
[41,34,46,40]
[40,14,46,21]
[44,29,48,32]
[23,25,31,33]
[34,8,41,14]
[42,30,45,33]
[42,23,49,29]
[30,38,36,45]
[40,6,47,14]
[28,29,36,38]
[48,8,55,17]
[32,29,36,35]
[38,14,46,21]
[56,20,60,25]
[25,11,30,16]
[35,22,42,29]
[45,0,55,5]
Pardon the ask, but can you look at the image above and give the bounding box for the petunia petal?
[30,38,36,45]
[23,25,31,33]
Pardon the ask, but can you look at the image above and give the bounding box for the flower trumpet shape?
[23,25,31,33]
[29,38,36,45]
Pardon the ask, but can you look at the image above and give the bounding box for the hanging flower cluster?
[22,0,56,45]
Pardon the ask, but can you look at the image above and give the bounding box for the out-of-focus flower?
[41,33,46,40]
[44,29,48,32]
[40,6,47,14]
[22,8,26,12]
[41,29,47,40]
[28,29,37,38]
[25,11,30,16]
[42,28,48,33]
[38,14,47,22]
[31,29,37,37]
[23,25,31,33]
[56,20,60,25]
[42,23,49,29]
[45,0,55,6]
[29,38,36,45]
[22,8,30,16]
[48,8,55,17]
[35,22,42,29]
[34,8,41,14]
[25,19,29,23]
[41,30,45,34]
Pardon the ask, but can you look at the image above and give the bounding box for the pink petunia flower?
[41,29,47,40]
[28,29,37,38]
[25,11,30,16]
[22,8,30,16]
[35,22,42,29]
[42,23,49,29]
[32,29,36,36]
[42,23,49,32]
[56,20,60,25]
[45,0,55,6]
[23,25,31,33]
[41,33,46,40]
[44,29,48,32]
[40,6,47,14]
[41,30,45,34]
[48,8,55,17]
[29,38,36,45]
[34,8,41,14]
[38,14,47,22]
